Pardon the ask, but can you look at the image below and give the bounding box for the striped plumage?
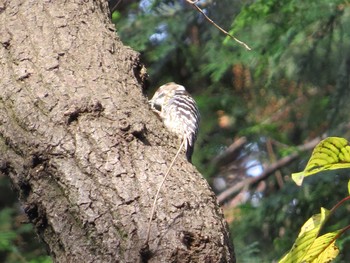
[149,82,200,162]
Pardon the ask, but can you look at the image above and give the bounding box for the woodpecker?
[149,82,200,162]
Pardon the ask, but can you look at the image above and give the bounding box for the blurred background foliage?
[1,0,350,262]
[110,0,350,261]
[0,176,50,263]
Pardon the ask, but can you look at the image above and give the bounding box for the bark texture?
[0,0,235,262]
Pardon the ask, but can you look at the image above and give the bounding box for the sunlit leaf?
[306,234,339,263]
[292,137,350,186]
[348,179,350,196]
[298,208,329,237]
[279,208,330,263]
[315,241,339,263]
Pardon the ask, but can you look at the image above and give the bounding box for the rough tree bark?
[0,0,235,262]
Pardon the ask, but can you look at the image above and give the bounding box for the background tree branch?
[217,137,323,204]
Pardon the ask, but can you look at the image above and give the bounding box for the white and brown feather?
[149,82,200,162]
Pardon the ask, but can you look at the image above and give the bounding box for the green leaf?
[292,137,350,186]
[348,179,350,195]
[304,233,339,262]
[279,208,339,263]
[111,11,121,23]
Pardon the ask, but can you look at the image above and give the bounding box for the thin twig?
[186,0,251,50]
[110,0,123,13]
[145,139,186,245]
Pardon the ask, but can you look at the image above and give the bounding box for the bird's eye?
[153,104,162,112]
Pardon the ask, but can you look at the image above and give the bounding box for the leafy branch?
[280,137,350,262]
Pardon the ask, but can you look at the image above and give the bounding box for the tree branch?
[217,137,323,204]
[0,0,235,262]
[186,0,252,50]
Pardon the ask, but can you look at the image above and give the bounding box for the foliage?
[292,137,350,186]
[279,207,340,262]
[281,137,350,262]
[0,176,51,263]
[112,0,350,261]
[3,0,350,262]
[115,0,350,170]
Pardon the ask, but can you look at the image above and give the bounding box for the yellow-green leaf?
[313,240,339,263]
[303,232,340,262]
[298,208,329,237]
[348,179,350,196]
[279,208,330,263]
[292,137,350,186]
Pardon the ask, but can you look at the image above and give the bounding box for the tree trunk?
[0,0,235,262]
